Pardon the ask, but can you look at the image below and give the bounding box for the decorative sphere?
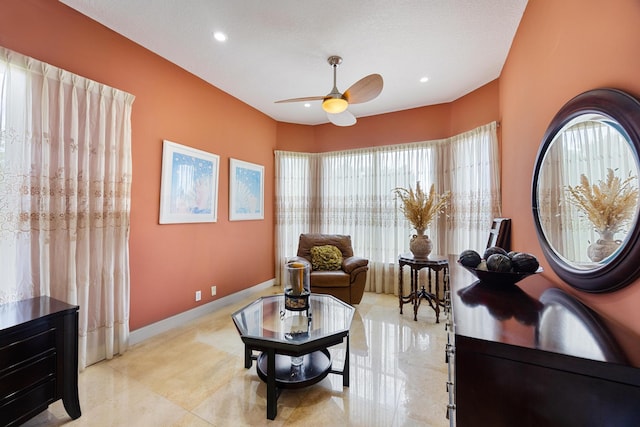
[486,253,512,272]
[484,246,507,260]
[459,249,482,267]
[511,252,539,273]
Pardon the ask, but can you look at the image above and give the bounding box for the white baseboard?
[129,279,276,346]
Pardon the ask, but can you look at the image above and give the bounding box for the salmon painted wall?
[275,122,316,152]
[313,103,452,151]
[0,0,277,330]
[450,80,500,136]
[500,0,640,334]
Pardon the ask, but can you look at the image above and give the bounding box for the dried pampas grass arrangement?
[565,168,638,235]
[393,181,450,232]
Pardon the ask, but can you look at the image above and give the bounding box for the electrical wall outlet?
[211,286,217,296]
[195,290,202,301]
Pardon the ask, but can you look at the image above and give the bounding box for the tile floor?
[24,289,449,427]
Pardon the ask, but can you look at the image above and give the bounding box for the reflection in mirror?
[533,88,640,292]
[536,289,626,364]
[537,115,640,269]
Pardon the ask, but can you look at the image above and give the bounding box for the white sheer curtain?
[275,122,500,295]
[275,151,316,286]
[443,122,502,255]
[0,46,134,369]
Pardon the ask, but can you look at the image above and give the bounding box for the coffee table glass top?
[232,294,354,345]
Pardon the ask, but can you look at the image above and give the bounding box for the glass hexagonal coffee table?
[231,293,354,420]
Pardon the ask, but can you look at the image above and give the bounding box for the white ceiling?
[60,0,528,126]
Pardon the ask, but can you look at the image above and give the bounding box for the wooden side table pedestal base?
[398,254,449,322]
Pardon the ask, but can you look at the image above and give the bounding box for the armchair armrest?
[342,256,368,274]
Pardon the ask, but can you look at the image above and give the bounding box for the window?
[275,122,500,294]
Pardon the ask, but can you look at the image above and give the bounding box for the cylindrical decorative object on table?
[284,260,311,311]
[283,311,310,366]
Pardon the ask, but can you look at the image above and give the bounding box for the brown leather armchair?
[291,233,369,305]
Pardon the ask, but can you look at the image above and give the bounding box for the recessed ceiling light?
[420,76,430,83]
[213,31,227,42]
[304,103,311,108]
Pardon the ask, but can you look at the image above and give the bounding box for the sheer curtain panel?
[443,122,501,255]
[274,151,318,285]
[0,47,135,369]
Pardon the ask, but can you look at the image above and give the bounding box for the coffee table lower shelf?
[256,349,332,388]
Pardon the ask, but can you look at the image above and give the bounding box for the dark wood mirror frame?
[532,88,640,292]
[536,288,627,363]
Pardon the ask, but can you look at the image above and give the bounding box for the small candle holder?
[284,260,311,311]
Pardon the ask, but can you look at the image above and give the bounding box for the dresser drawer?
[0,327,56,370]
[0,352,56,399]
[0,378,56,427]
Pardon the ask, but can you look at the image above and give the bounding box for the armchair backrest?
[296,233,354,262]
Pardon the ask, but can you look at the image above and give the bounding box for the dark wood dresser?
[0,296,81,426]
[450,264,640,427]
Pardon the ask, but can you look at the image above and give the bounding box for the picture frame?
[159,140,219,224]
[229,158,264,221]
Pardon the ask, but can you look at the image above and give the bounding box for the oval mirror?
[532,88,640,292]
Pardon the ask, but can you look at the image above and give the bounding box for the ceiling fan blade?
[344,74,383,104]
[327,110,356,127]
[275,95,325,104]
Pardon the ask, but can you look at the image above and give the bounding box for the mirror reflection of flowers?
[393,181,450,233]
[565,168,639,238]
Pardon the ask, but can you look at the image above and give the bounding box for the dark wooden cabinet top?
[451,261,640,371]
[0,296,79,331]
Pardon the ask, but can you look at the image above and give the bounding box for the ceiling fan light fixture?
[274,55,383,126]
[322,97,348,114]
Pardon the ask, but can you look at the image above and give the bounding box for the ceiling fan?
[275,56,383,126]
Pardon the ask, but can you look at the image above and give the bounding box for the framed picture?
[159,140,219,224]
[229,158,264,221]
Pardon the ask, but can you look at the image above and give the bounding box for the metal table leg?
[266,348,277,420]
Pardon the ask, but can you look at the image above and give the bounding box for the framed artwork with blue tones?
[229,158,264,221]
[159,140,219,224]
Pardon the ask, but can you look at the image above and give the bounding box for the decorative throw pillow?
[310,245,343,271]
